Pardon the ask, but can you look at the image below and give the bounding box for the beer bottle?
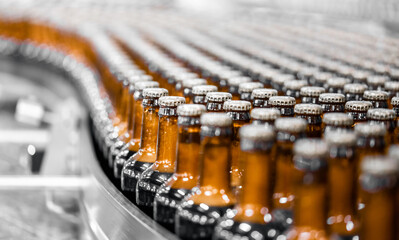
[206,92,232,112]
[250,108,280,126]
[319,93,346,113]
[345,101,373,126]
[359,156,398,240]
[284,80,308,104]
[251,88,278,108]
[323,113,353,134]
[238,82,264,101]
[192,85,218,105]
[154,104,206,231]
[312,72,333,88]
[391,97,399,117]
[367,108,397,145]
[363,90,389,108]
[284,139,329,240]
[268,96,296,117]
[121,88,168,201]
[136,96,185,216]
[182,78,208,104]
[214,125,281,240]
[300,86,325,104]
[272,117,307,231]
[294,103,323,138]
[113,81,159,180]
[367,75,387,91]
[327,77,350,94]
[344,83,367,101]
[223,100,251,193]
[174,72,199,97]
[271,74,294,95]
[324,131,359,239]
[225,76,252,99]
[175,113,236,239]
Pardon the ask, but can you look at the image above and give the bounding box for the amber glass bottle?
[250,108,280,126]
[113,81,159,180]
[345,101,373,126]
[121,88,168,201]
[154,104,206,232]
[366,75,387,91]
[343,83,367,101]
[251,88,278,108]
[294,103,323,138]
[359,156,398,240]
[226,76,252,100]
[322,113,353,134]
[300,86,325,104]
[272,117,307,231]
[391,97,399,117]
[324,131,359,239]
[327,77,350,94]
[268,96,296,117]
[205,92,232,112]
[284,139,329,240]
[367,108,397,145]
[363,90,389,108]
[284,80,308,104]
[182,78,207,104]
[192,85,217,105]
[319,93,346,113]
[136,96,185,215]
[214,125,282,240]
[238,82,264,101]
[175,113,236,239]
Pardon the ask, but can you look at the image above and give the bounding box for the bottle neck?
[128,94,144,151]
[138,104,159,161]
[321,103,345,113]
[270,106,294,117]
[347,111,368,124]
[252,98,267,108]
[193,94,206,105]
[206,101,224,112]
[296,114,323,138]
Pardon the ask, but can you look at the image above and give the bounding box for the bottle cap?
[327,77,350,88]
[134,81,159,91]
[250,108,280,121]
[227,76,252,86]
[294,103,323,115]
[223,100,251,111]
[284,80,308,90]
[272,74,295,85]
[159,96,186,107]
[363,90,389,101]
[300,86,326,97]
[275,117,307,133]
[129,74,153,83]
[367,75,388,87]
[251,88,278,99]
[218,70,242,80]
[174,72,198,82]
[240,124,275,141]
[192,85,218,95]
[367,108,396,120]
[238,82,264,93]
[355,123,386,137]
[361,156,399,175]
[268,96,296,106]
[177,104,206,116]
[391,97,399,107]
[294,139,328,159]
[323,113,353,126]
[344,83,367,94]
[314,72,333,84]
[182,78,208,88]
[324,130,357,146]
[351,70,369,82]
[200,113,232,127]
[345,101,373,111]
[143,88,169,98]
[319,93,345,103]
[205,92,232,102]
[384,81,399,91]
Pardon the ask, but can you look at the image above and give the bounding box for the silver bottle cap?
[367,75,388,87]
[294,103,323,115]
[345,101,373,111]
[319,93,345,103]
[192,85,218,95]
[134,81,159,91]
[159,96,186,107]
[324,130,357,146]
[227,76,252,86]
[182,78,208,88]
[240,124,275,141]
[251,88,278,99]
[223,100,252,111]
[323,113,353,126]
[391,97,399,106]
[200,113,232,127]
[143,88,169,98]
[268,96,296,106]
[177,104,206,116]
[327,77,350,88]
[250,108,281,121]
[275,117,307,133]
[294,139,328,159]
[343,83,367,94]
[238,82,264,93]
[300,86,326,97]
[205,92,232,102]
[361,156,399,175]
[363,90,389,101]
[367,108,396,120]
[384,81,399,91]
[355,123,386,137]
[284,80,308,90]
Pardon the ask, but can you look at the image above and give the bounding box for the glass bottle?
[154,104,206,231]
[300,86,325,104]
[182,78,207,104]
[294,103,323,138]
[173,72,198,97]
[367,108,397,145]
[345,101,373,126]
[268,96,296,117]
[136,96,185,215]
[284,80,308,104]
[121,88,168,201]
[192,85,218,105]
[319,93,346,113]
[251,88,278,108]
[238,82,264,101]
[343,83,367,101]
[250,108,280,126]
[205,92,232,112]
[322,113,353,134]
[175,113,236,239]
[363,90,389,108]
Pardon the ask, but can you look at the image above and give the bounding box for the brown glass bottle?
[214,125,282,240]
[363,90,389,108]
[391,97,399,117]
[238,82,264,101]
[294,103,323,138]
[272,118,307,231]
[226,76,252,100]
[284,139,329,240]
[367,108,397,145]
[284,80,308,104]
[250,108,280,126]
[324,131,359,239]
[300,86,325,104]
[268,96,296,117]
[182,78,207,104]
[175,113,236,239]
[344,83,367,101]
[322,113,353,134]
[136,96,185,215]
[345,101,373,126]
[359,156,398,240]
[251,88,278,108]
[154,104,206,232]
[367,75,387,91]
[205,92,232,112]
[121,88,168,201]
[319,93,346,113]
[192,85,217,105]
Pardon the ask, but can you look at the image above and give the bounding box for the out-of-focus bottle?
[268,96,296,117]
[391,97,399,117]
[344,83,367,101]
[173,72,199,97]
[225,76,252,100]
[223,100,251,194]
[216,70,242,91]
[350,70,369,84]
[327,77,350,94]
[312,72,333,88]
[384,81,399,101]
[192,85,218,105]
[182,78,207,104]
[345,101,373,126]
[323,113,353,134]
[271,74,294,95]
[251,88,278,108]
[284,80,308,104]
[205,92,232,112]
[324,131,359,239]
[238,82,263,101]
[272,117,307,231]
[359,156,398,240]
[319,93,346,113]
[284,139,329,240]
[136,96,185,215]
[121,88,168,201]
[300,86,325,104]
[213,125,282,240]
[367,75,387,91]
[363,90,389,108]
[154,104,206,232]
[250,108,280,126]
[294,103,323,138]
[367,108,397,145]
[175,113,236,239]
